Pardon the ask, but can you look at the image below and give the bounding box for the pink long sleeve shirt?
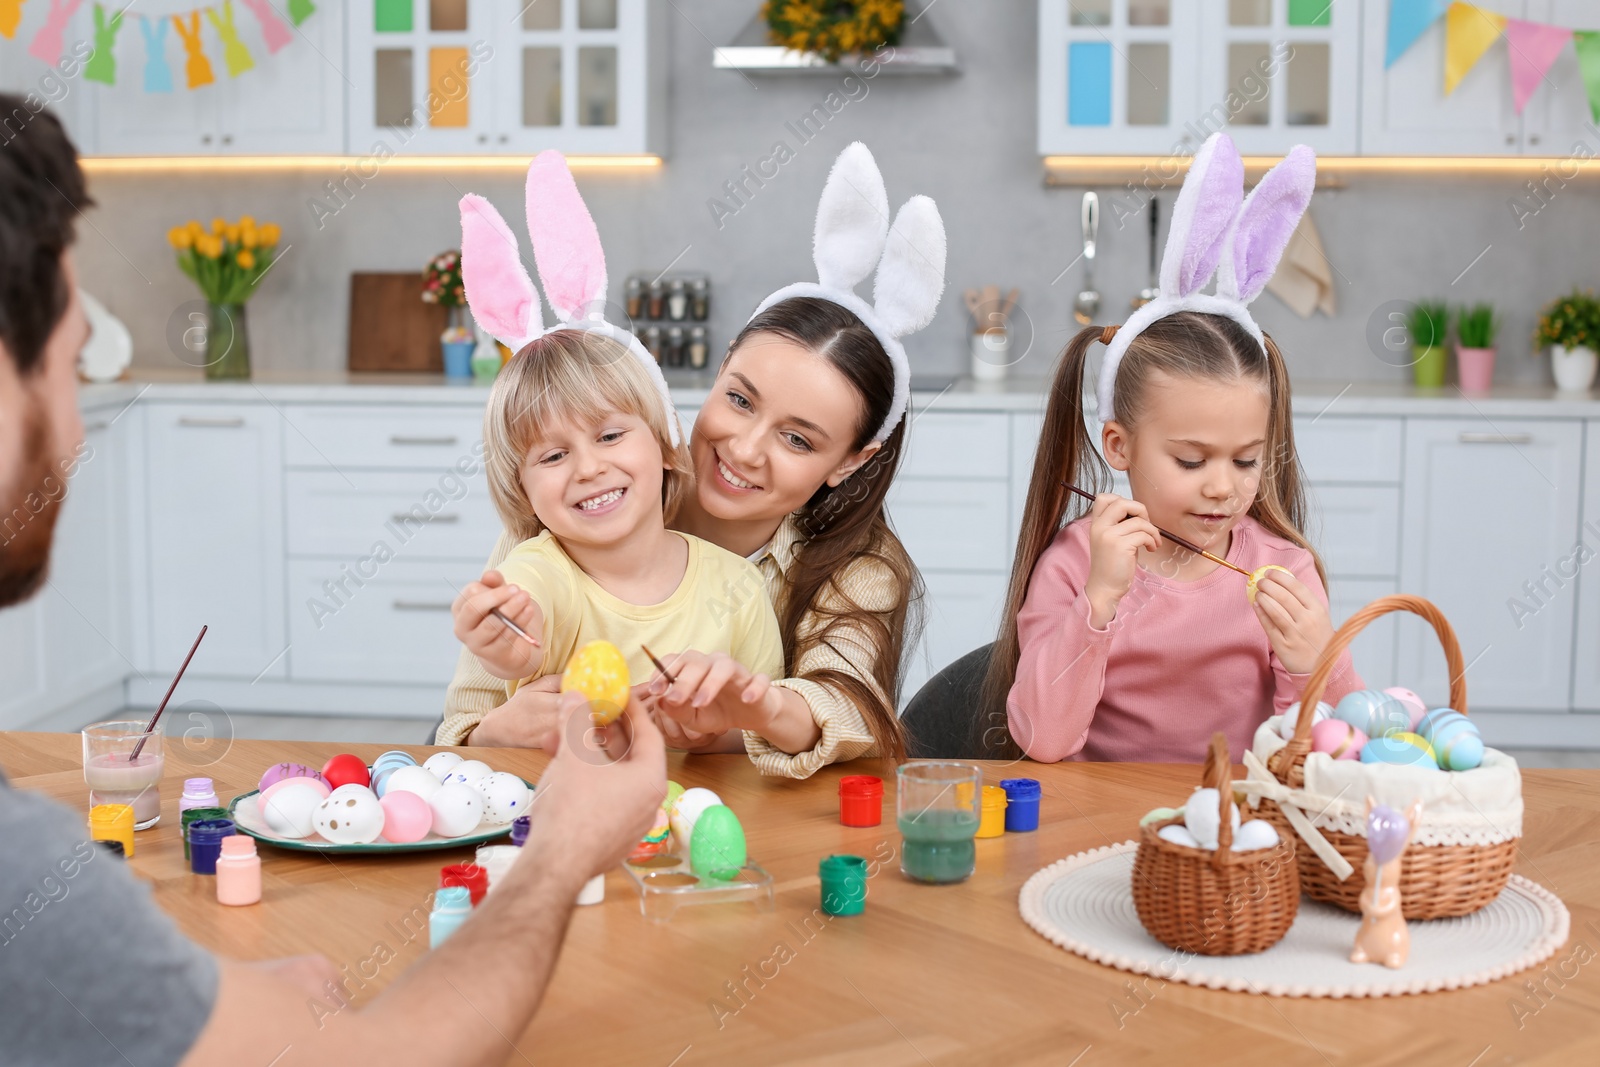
[1007,515,1362,763]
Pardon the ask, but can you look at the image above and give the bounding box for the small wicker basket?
[1132,733,1299,956]
[1262,594,1517,920]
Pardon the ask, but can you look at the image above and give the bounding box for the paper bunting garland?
[1386,0,1451,68]
[1577,32,1600,124]
[1505,19,1573,115]
[1443,2,1505,95]
[14,1,315,91]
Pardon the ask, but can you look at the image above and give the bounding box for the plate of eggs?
[227,750,535,853]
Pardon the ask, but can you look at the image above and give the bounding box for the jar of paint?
[819,855,867,916]
[180,777,220,812]
[180,806,230,862]
[95,840,126,858]
[88,804,136,858]
[474,844,521,892]
[187,818,236,875]
[440,863,489,907]
[896,761,981,884]
[215,836,261,906]
[510,815,531,848]
[999,778,1042,832]
[976,786,1008,838]
[838,775,883,827]
[430,886,472,948]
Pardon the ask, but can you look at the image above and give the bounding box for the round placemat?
[1020,842,1569,998]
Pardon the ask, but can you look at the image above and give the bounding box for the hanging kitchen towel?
[1265,208,1336,319]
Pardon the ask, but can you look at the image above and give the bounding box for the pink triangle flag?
[1506,18,1573,114]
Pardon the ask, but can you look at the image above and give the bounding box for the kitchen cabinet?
[142,403,288,680]
[0,3,92,147]
[0,601,48,729]
[1569,421,1600,711]
[1397,418,1583,711]
[902,571,1008,710]
[346,0,666,156]
[86,4,345,155]
[1519,0,1600,155]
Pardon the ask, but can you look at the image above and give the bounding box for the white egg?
[260,782,323,839]
[1183,787,1241,850]
[474,772,532,824]
[312,785,386,844]
[1157,824,1201,848]
[668,787,723,850]
[423,751,465,781]
[444,759,494,787]
[1231,819,1281,852]
[429,783,485,837]
[384,765,443,803]
[1279,700,1333,741]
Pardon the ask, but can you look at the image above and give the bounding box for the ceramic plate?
[226,780,530,855]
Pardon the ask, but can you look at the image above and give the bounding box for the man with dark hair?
[0,99,667,1066]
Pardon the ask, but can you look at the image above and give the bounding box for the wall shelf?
[713,1,957,75]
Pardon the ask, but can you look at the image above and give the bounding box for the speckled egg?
[1182,787,1240,850]
[378,789,433,843]
[443,759,494,787]
[560,640,631,725]
[429,783,485,837]
[313,785,385,845]
[385,765,444,803]
[1334,689,1410,740]
[475,772,533,824]
[1245,564,1294,605]
[1360,732,1439,769]
[423,751,465,781]
[1383,687,1429,731]
[1310,719,1367,760]
[1278,700,1333,741]
[689,805,746,881]
[258,762,328,795]
[1231,819,1280,852]
[669,787,723,851]
[260,782,323,838]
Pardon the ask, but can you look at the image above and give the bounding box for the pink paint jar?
[215,835,261,906]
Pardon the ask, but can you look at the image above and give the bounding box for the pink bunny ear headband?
[750,142,947,443]
[1096,132,1316,424]
[458,150,681,446]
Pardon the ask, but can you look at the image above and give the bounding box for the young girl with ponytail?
[983,134,1363,763]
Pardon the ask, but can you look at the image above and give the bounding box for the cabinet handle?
[477,134,489,144]
[178,416,246,428]
[201,134,213,145]
[392,600,453,612]
[1459,432,1532,445]
[1529,134,1541,146]
[389,435,458,446]
[1505,134,1515,145]
[498,134,509,144]
[390,512,459,523]
[222,134,233,145]
[84,421,109,432]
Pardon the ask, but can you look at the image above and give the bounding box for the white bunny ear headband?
[458,151,681,446]
[749,142,947,442]
[1096,132,1316,424]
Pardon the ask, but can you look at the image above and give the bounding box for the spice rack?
[624,273,711,369]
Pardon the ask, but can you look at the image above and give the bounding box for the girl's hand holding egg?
[1246,565,1334,674]
[451,568,545,681]
[1083,493,1162,629]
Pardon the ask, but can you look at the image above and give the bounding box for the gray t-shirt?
[0,770,218,1066]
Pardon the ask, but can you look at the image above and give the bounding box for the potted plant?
[168,216,282,380]
[1536,289,1600,393]
[1454,302,1499,393]
[1408,300,1448,388]
[423,250,474,378]
[764,0,904,62]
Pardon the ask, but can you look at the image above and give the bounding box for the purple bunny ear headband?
[458,151,680,446]
[750,142,947,442]
[1096,133,1316,423]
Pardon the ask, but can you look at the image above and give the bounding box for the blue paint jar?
[188,818,237,875]
[999,778,1041,832]
[430,886,472,948]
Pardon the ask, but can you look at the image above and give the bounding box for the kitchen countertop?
[79,367,1600,419]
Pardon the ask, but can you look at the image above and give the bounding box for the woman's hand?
[467,674,561,748]
[1083,493,1161,628]
[1251,569,1335,676]
[451,569,544,681]
[648,650,775,736]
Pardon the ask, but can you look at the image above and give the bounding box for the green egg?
[689,805,746,882]
[1139,806,1184,827]
[664,780,685,813]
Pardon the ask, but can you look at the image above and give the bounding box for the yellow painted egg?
[560,640,631,724]
[1246,564,1294,604]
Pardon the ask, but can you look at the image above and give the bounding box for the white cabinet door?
[86,18,219,157]
[1398,418,1582,711]
[1570,422,1600,710]
[0,4,92,148]
[1360,0,1524,156]
[1328,577,1399,691]
[901,572,1007,709]
[144,404,287,680]
[0,600,48,729]
[1519,1,1598,154]
[219,0,345,154]
[1306,484,1402,578]
[887,479,1011,573]
[287,559,465,685]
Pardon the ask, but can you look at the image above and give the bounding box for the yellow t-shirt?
[497,530,783,695]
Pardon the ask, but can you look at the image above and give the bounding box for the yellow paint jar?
[89,803,136,858]
[977,785,1008,839]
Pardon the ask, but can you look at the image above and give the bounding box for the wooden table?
[5,732,1600,1066]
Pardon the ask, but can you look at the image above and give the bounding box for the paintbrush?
[492,608,538,645]
[131,624,206,761]
[641,644,679,686]
[1060,482,1254,578]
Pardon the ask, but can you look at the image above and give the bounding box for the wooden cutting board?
[348,272,449,372]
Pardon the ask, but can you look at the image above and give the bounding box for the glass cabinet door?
[354,0,494,152]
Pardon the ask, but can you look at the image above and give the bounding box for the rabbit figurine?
[1350,796,1422,969]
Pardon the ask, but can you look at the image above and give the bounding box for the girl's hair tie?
[1099,324,1118,346]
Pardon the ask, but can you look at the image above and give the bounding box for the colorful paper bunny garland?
[751,142,948,443]
[458,151,681,446]
[1096,132,1317,424]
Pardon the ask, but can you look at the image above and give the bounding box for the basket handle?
[1203,731,1233,864]
[1279,594,1467,768]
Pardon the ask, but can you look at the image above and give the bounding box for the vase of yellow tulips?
[167,216,282,380]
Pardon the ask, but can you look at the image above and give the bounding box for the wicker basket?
[1261,594,1518,920]
[1132,733,1299,956]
